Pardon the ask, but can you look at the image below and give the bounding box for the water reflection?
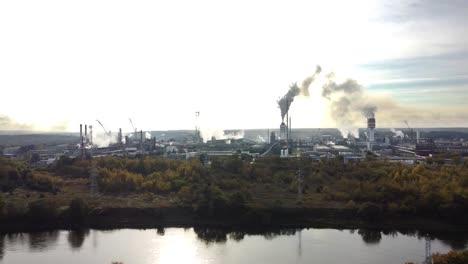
[192,227,302,244]
[28,231,59,251]
[193,227,227,244]
[0,233,5,260]
[156,227,165,236]
[357,229,382,245]
[0,227,467,263]
[67,229,89,250]
[228,231,245,242]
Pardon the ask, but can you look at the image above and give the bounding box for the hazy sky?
[1,0,468,132]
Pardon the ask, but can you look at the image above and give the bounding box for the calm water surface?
[1,227,467,264]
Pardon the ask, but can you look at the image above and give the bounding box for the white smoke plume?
[256,135,267,143]
[277,65,321,121]
[390,128,405,138]
[92,133,117,147]
[200,129,244,143]
[322,73,377,138]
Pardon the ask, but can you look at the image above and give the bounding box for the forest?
[1,154,468,224]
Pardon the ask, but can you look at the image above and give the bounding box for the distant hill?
[0,133,79,146]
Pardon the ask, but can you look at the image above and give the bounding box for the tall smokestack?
[286,107,289,145]
[140,130,143,151]
[289,116,292,143]
[85,124,88,139]
[367,116,376,150]
[280,122,287,140]
[80,124,84,158]
[89,125,93,145]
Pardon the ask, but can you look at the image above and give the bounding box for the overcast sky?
[1,0,468,132]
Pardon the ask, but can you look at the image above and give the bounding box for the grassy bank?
[1,155,468,232]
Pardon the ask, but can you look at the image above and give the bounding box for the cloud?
[0,115,33,131]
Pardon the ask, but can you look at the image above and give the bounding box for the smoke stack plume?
[278,65,321,121]
[322,73,377,138]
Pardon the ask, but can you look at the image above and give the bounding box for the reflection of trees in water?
[358,229,382,245]
[194,227,298,244]
[435,234,468,250]
[355,228,468,250]
[157,227,165,236]
[193,227,227,244]
[67,229,90,250]
[439,238,468,250]
[416,230,468,250]
[228,232,245,242]
[263,229,297,241]
[28,231,59,250]
[0,233,5,260]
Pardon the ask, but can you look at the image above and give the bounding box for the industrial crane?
[404,120,414,142]
[96,119,111,136]
[129,118,136,132]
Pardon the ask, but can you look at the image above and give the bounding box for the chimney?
[80,124,84,158]
[89,125,93,145]
[140,130,143,151]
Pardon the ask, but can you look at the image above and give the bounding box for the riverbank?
[2,205,468,235]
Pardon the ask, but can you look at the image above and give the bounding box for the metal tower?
[89,162,99,196]
[297,229,302,257]
[296,167,303,201]
[425,236,432,264]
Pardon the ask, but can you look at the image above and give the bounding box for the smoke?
[322,74,377,138]
[362,105,377,118]
[92,133,117,147]
[390,128,405,138]
[256,135,267,143]
[200,129,244,143]
[278,65,321,121]
[0,115,34,131]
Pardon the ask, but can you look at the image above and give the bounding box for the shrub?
[27,200,57,220]
[432,250,468,264]
[25,171,59,193]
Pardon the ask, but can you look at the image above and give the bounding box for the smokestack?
[289,116,292,143]
[367,116,376,150]
[140,130,143,151]
[118,128,122,145]
[286,108,289,145]
[85,124,88,138]
[80,124,84,158]
[280,122,287,140]
[267,129,270,144]
[89,125,93,145]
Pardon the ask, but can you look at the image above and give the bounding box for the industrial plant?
[2,66,468,166]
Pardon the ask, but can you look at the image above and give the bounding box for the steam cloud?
[92,133,117,148]
[200,129,244,143]
[322,74,377,138]
[0,115,33,131]
[390,128,405,138]
[278,65,321,121]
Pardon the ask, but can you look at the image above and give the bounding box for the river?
[1,227,467,264]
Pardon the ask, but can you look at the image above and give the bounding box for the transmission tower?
[89,162,99,196]
[425,236,432,264]
[296,167,303,201]
[297,229,302,257]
